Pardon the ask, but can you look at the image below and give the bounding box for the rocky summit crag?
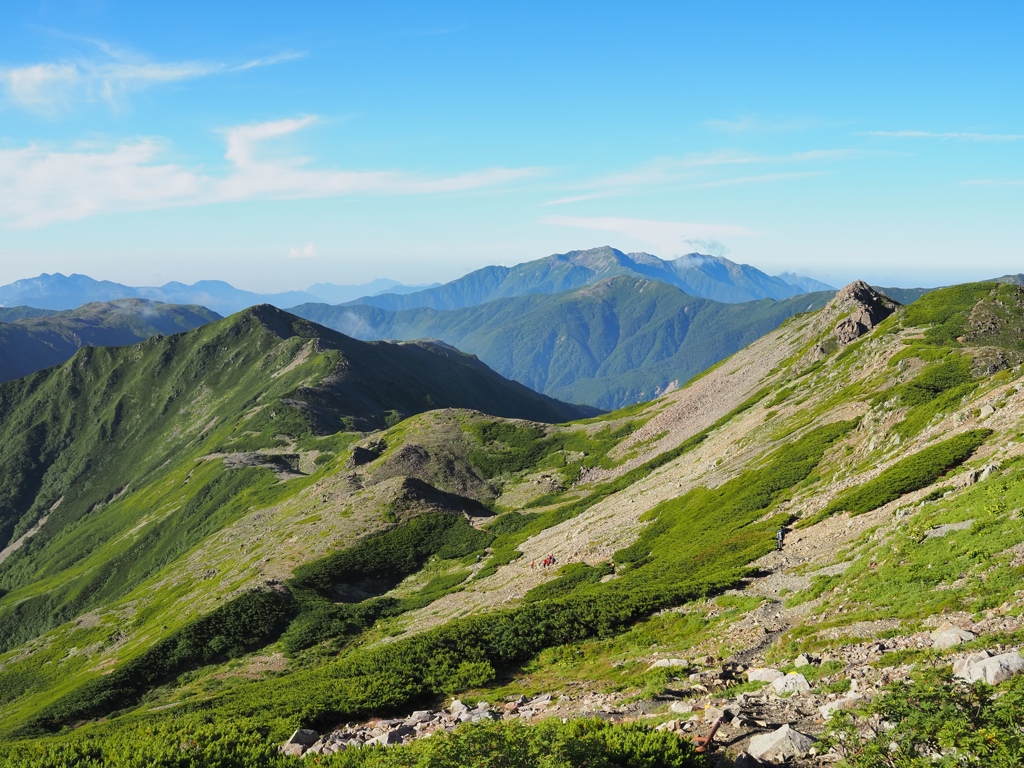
[1,281,1024,767]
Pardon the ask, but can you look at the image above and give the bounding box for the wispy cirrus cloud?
[543,149,856,205]
[863,130,1024,142]
[0,116,543,227]
[0,37,303,114]
[960,179,1024,186]
[691,171,825,188]
[704,116,826,133]
[543,215,758,257]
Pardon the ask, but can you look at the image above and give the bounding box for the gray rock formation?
[954,651,1024,685]
[771,672,811,694]
[279,729,319,756]
[747,723,816,760]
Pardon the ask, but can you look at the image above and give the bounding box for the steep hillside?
[3,281,1024,767]
[0,299,221,382]
[344,246,825,311]
[0,307,56,323]
[293,277,833,409]
[0,304,593,653]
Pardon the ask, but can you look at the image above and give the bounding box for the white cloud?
[543,215,758,257]
[543,149,863,205]
[0,116,542,227]
[0,40,303,114]
[864,130,1024,142]
[704,116,825,133]
[692,171,825,188]
[288,243,316,259]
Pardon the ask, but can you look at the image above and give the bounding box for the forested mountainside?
[343,246,827,311]
[294,277,833,409]
[2,282,1024,767]
[0,299,220,382]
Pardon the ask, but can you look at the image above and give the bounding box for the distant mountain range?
[293,276,834,409]
[342,246,835,311]
[0,274,435,316]
[0,248,828,316]
[0,299,220,382]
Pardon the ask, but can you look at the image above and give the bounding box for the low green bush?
[523,562,613,603]
[289,513,491,602]
[23,589,295,734]
[803,429,991,526]
[820,668,1024,767]
[0,716,706,768]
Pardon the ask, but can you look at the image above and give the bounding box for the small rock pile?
[279,639,1024,764]
[280,694,559,757]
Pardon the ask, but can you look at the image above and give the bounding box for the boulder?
[279,728,319,756]
[669,701,694,714]
[449,699,468,715]
[794,654,814,668]
[771,672,811,694]
[931,627,976,650]
[703,704,726,722]
[955,652,1024,685]
[647,657,688,670]
[747,668,785,683]
[953,650,991,677]
[733,752,766,768]
[820,693,864,719]
[405,710,434,725]
[368,730,404,746]
[748,724,816,761]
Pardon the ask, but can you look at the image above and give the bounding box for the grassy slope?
[2,281,1024,763]
[0,306,596,671]
[0,299,222,382]
[293,277,833,409]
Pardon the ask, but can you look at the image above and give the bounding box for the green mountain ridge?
[343,246,829,312]
[2,281,1024,766]
[293,276,834,409]
[0,299,221,382]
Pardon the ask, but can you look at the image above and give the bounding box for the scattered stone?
[747,723,816,761]
[279,729,319,756]
[820,693,864,719]
[953,651,991,677]
[449,699,468,715]
[931,626,976,650]
[955,652,1024,685]
[771,672,811,694]
[647,657,688,670]
[747,668,785,683]
[703,704,726,722]
[733,752,766,768]
[368,730,404,746]
[669,701,693,714]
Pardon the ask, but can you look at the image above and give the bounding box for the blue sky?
[0,1,1021,292]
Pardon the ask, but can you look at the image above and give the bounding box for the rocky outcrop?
[815,280,899,355]
[747,724,815,761]
[954,651,1024,685]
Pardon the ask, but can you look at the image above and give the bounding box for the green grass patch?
[800,429,991,526]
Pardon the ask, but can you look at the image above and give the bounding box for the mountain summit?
[344,246,832,311]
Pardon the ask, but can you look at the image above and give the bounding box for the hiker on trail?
[776,527,785,551]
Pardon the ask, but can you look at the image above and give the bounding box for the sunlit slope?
[0,305,594,655]
[3,281,1024,763]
